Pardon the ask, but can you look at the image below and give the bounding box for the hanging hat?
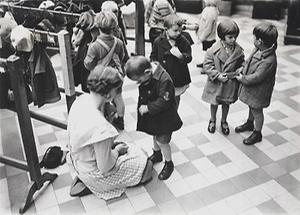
[38,0,55,9]
[10,25,34,52]
[0,17,17,42]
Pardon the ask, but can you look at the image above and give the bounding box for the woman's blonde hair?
[87,65,122,95]
[94,11,117,34]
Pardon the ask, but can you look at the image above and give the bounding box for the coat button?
[148,90,151,94]
[163,60,166,64]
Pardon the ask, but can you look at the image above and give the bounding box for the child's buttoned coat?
[202,41,244,105]
[137,63,182,135]
[150,32,192,88]
[238,46,277,109]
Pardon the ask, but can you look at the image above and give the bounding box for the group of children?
[76,0,279,181]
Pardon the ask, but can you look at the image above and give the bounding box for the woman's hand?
[235,73,243,82]
[115,143,129,156]
[217,74,228,83]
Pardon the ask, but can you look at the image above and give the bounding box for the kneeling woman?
[67,65,152,200]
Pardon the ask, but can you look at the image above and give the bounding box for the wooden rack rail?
[0,55,57,214]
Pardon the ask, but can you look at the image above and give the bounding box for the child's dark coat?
[150,32,192,88]
[137,63,182,135]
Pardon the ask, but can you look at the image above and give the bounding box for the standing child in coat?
[196,0,219,68]
[202,19,244,135]
[125,56,183,180]
[150,14,192,109]
[84,11,126,130]
[235,22,278,145]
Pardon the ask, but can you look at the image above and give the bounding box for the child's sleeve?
[147,80,174,115]
[203,49,220,81]
[150,40,158,62]
[240,59,276,86]
[84,43,98,71]
[178,37,192,64]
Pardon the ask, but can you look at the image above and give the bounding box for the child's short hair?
[125,56,151,79]
[217,19,240,40]
[204,0,218,7]
[94,11,117,34]
[101,1,118,13]
[163,14,184,29]
[253,22,278,48]
[87,65,122,95]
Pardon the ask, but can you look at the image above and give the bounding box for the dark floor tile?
[7,172,29,192]
[187,133,210,146]
[144,171,167,192]
[0,166,6,179]
[245,150,273,167]
[38,133,58,145]
[230,173,256,192]
[267,110,287,120]
[257,199,286,215]
[262,162,287,179]
[136,206,161,215]
[148,186,175,205]
[195,185,222,206]
[265,134,288,146]
[177,192,204,213]
[214,179,240,199]
[265,121,287,133]
[175,162,199,178]
[182,147,204,161]
[247,168,272,185]
[207,151,231,167]
[276,174,300,192]
[52,173,73,190]
[277,153,300,172]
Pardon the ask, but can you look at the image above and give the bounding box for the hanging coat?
[29,43,61,107]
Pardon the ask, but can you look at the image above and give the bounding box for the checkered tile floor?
[1,15,300,215]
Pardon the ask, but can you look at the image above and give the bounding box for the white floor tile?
[108,198,135,215]
[192,157,216,172]
[34,185,58,211]
[128,192,155,212]
[243,186,271,206]
[225,193,253,214]
[166,179,192,197]
[259,180,289,198]
[207,200,236,215]
[274,192,300,213]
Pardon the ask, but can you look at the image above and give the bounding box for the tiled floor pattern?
[1,15,300,214]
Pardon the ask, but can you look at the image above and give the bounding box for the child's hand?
[235,73,243,81]
[139,105,149,115]
[217,74,228,83]
[115,143,128,156]
[170,47,183,59]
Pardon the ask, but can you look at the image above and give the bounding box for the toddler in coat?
[125,56,182,180]
[235,22,278,145]
[202,19,244,135]
[150,14,192,109]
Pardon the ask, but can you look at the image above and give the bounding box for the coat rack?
[0,29,75,213]
[0,55,57,214]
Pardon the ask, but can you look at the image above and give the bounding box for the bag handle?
[96,37,117,67]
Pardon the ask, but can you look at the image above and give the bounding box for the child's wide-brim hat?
[10,25,34,52]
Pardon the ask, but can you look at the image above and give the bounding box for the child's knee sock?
[158,143,172,161]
